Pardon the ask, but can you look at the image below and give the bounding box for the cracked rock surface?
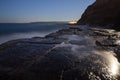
[0,26,120,80]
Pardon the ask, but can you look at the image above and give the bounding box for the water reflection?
[106,51,119,76]
[55,34,120,79]
[93,51,120,78]
[116,40,120,45]
[110,57,119,75]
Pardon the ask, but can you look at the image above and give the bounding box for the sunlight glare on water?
[111,58,119,75]
[100,51,120,76]
[109,53,119,76]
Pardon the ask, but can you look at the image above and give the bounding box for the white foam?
[116,40,120,45]
[0,32,51,44]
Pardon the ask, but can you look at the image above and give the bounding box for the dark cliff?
[77,0,120,29]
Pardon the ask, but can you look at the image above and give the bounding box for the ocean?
[0,22,69,44]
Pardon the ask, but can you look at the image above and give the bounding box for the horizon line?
[0,21,71,24]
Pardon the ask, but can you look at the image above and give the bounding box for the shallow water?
[54,31,120,80]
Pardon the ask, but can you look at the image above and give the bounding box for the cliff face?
[77,0,120,28]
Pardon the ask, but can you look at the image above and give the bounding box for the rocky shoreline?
[0,26,120,80]
[0,0,120,79]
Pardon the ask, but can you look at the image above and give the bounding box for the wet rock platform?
[0,26,120,80]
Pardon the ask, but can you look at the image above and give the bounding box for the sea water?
[0,22,69,44]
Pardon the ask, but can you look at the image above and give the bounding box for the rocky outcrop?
[77,0,120,30]
[0,26,120,80]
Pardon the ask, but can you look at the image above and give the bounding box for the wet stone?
[0,27,120,80]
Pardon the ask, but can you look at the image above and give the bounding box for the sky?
[0,0,95,23]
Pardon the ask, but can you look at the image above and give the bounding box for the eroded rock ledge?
[0,27,120,80]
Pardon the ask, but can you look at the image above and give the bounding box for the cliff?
[77,0,120,29]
